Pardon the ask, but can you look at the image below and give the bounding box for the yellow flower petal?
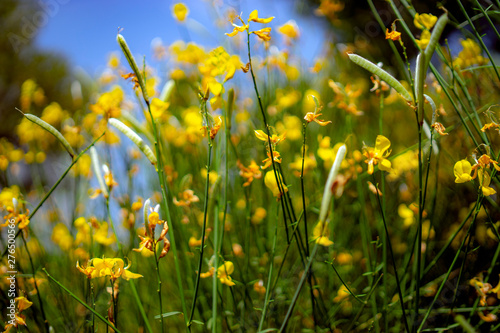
[248,10,274,24]
[454,160,472,183]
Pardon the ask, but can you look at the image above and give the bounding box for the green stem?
[152,232,165,333]
[43,268,121,332]
[129,280,153,333]
[257,203,280,332]
[279,242,319,332]
[418,197,483,331]
[21,232,49,332]
[2,132,106,258]
[372,175,410,333]
[246,29,290,243]
[189,131,212,326]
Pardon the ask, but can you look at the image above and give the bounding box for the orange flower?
[471,154,500,179]
[237,160,262,186]
[385,27,401,41]
[431,122,448,136]
[481,122,500,132]
[173,189,200,207]
[304,112,332,126]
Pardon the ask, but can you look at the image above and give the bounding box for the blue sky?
[34,0,327,76]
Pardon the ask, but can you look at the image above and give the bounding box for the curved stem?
[189,101,213,326]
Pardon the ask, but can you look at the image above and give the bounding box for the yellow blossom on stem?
[304,112,332,126]
[3,296,33,329]
[254,129,286,145]
[226,17,249,37]
[264,170,287,198]
[385,27,401,41]
[226,10,274,41]
[471,154,500,179]
[210,116,223,140]
[261,150,282,169]
[312,220,333,246]
[251,27,272,41]
[478,169,496,196]
[416,29,431,49]
[200,267,215,279]
[77,258,143,281]
[414,13,437,30]
[481,122,500,132]
[248,10,274,24]
[454,159,472,183]
[363,135,392,174]
[217,261,236,286]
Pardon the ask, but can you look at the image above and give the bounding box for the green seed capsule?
[424,14,448,64]
[116,34,150,103]
[348,54,413,102]
[90,147,108,198]
[143,198,151,227]
[23,112,75,158]
[108,118,157,165]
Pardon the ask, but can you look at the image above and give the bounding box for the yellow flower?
[304,112,332,126]
[226,18,249,37]
[481,122,500,132]
[478,169,496,196]
[77,258,143,280]
[312,220,333,246]
[172,2,189,22]
[454,38,488,68]
[385,27,401,41]
[237,160,262,187]
[225,10,274,41]
[150,98,170,119]
[278,20,300,40]
[248,10,274,23]
[454,159,472,183]
[264,171,287,198]
[363,135,392,174]
[173,189,200,207]
[414,13,437,30]
[398,204,415,228]
[471,154,500,179]
[217,261,236,286]
[3,296,33,329]
[261,151,282,170]
[289,154,317,177]
[254,129,286,145]
[415,29,431,49]
[210,116,223,139]
[251,207,267,224]
[251,27,272,41]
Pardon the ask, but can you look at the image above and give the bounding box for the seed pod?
[143,198,151,227]
[108,118,157,165]
[90,147,108,198]
[424,13,448,64]
[415,53,426,115]
[159,80,175,102]
[319,144,346,223]
[20,110,75,158]
[116,34,149,103]
[348,54,413,102]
